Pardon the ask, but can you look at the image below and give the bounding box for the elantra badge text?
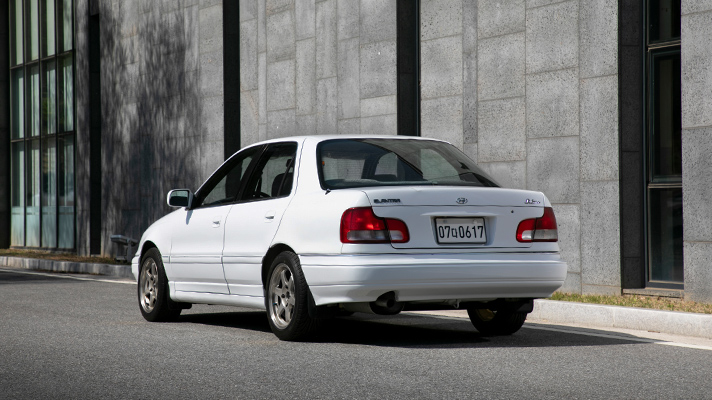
[373,199,401,204]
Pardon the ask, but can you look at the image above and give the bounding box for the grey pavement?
[3,255,711,341]
[2,267,712,399]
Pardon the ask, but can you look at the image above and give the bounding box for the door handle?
[212,216,222,228]
[265,211,276,220]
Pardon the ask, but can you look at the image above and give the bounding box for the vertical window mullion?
[55,0,60,249]
[22,0,27,247]
[38,1,43,246]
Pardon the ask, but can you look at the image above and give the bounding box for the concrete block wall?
[421,0,620,296]
[77,0,224,256]
[75,0,90,255]
[681,3,712,303]
[239,0,398,146]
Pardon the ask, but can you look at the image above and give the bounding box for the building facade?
[1,0,711,303]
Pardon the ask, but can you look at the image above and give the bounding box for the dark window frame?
[397,0,420,137]
[643,0,683,288]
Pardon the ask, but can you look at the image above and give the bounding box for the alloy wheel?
[140,258,158,313]
[268,264,296,329]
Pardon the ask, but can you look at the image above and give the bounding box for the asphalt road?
[1,268,711,399]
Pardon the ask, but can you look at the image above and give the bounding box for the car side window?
[197,146,261,208]
[240,143,298,201]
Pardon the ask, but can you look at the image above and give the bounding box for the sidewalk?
[3,255,711,340]
[0,255,133,279]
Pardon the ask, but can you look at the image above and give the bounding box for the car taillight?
[516,207,558,242]
[340,207,409,243]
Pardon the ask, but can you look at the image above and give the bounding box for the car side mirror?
[167,189,194,209]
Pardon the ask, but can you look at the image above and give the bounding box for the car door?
[169,146,262,294]
[222,142,300,297]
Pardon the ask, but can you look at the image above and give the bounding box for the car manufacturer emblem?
[524,199,541,205]
[456,198,468,204]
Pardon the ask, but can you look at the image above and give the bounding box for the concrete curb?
[529,299,712,340]
[0,256,133,279]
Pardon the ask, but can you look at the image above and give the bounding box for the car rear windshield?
[317,139,499,189]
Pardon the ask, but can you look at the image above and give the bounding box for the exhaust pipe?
[341,292,404,315]
[370,292,404,315]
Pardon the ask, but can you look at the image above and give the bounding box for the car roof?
[243,135,450,148]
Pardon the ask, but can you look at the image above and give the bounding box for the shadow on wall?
[99,3,203,256]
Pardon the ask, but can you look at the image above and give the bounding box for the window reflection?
[42,137,57,248]
[650,51,681,181]
[9,0,74,249]
[648,0,681,43]
[41,0,56,57]
[11,69,25,139]
[59,55,74,132]
[27,64,40,137]
[649,189,683,282]
[26,140,41,247]
[10,0,23,66]
[25,0,39,61]
[58,0,73,52]
[11,143,25,246]
[42,60,57,135]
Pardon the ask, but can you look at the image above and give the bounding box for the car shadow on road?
[178,309,274,334]
[175,308,654,349]
[311,314,654,349]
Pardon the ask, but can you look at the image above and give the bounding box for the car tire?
[138,248,181,322]
[467,308,527,336]
[266,251,319,341]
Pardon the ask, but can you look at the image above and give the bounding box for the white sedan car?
[132,136,567,340]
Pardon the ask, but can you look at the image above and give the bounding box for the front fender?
[132,209,183,280]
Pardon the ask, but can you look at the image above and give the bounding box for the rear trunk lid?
[361,186,547,250]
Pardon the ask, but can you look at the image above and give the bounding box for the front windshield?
[317,139,499,189]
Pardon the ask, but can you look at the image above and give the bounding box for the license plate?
[435,218,487,244]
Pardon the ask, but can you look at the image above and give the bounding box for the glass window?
[10,0,75,249]
[11,143,25,246]
[645,0,682,286]
[26,139,41,247]
[42,60,57,135]
[58,136,74,248]
[649,188,683,282]
[318,139,498,190]
[650,51,681,182]
[41,0,56,57]
[648,0,681,43]
[11,69,25,139]
[241,143,298,201]
[26,0,39,61]
[198,146,261,207]
[58,54,73,132]
[58,0,73,52]
[421,148,460,181]
[27,63,40,137]
[42,137,57,247]
[10,0,23,66]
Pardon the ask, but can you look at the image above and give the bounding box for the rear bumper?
[300,252,567,306]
